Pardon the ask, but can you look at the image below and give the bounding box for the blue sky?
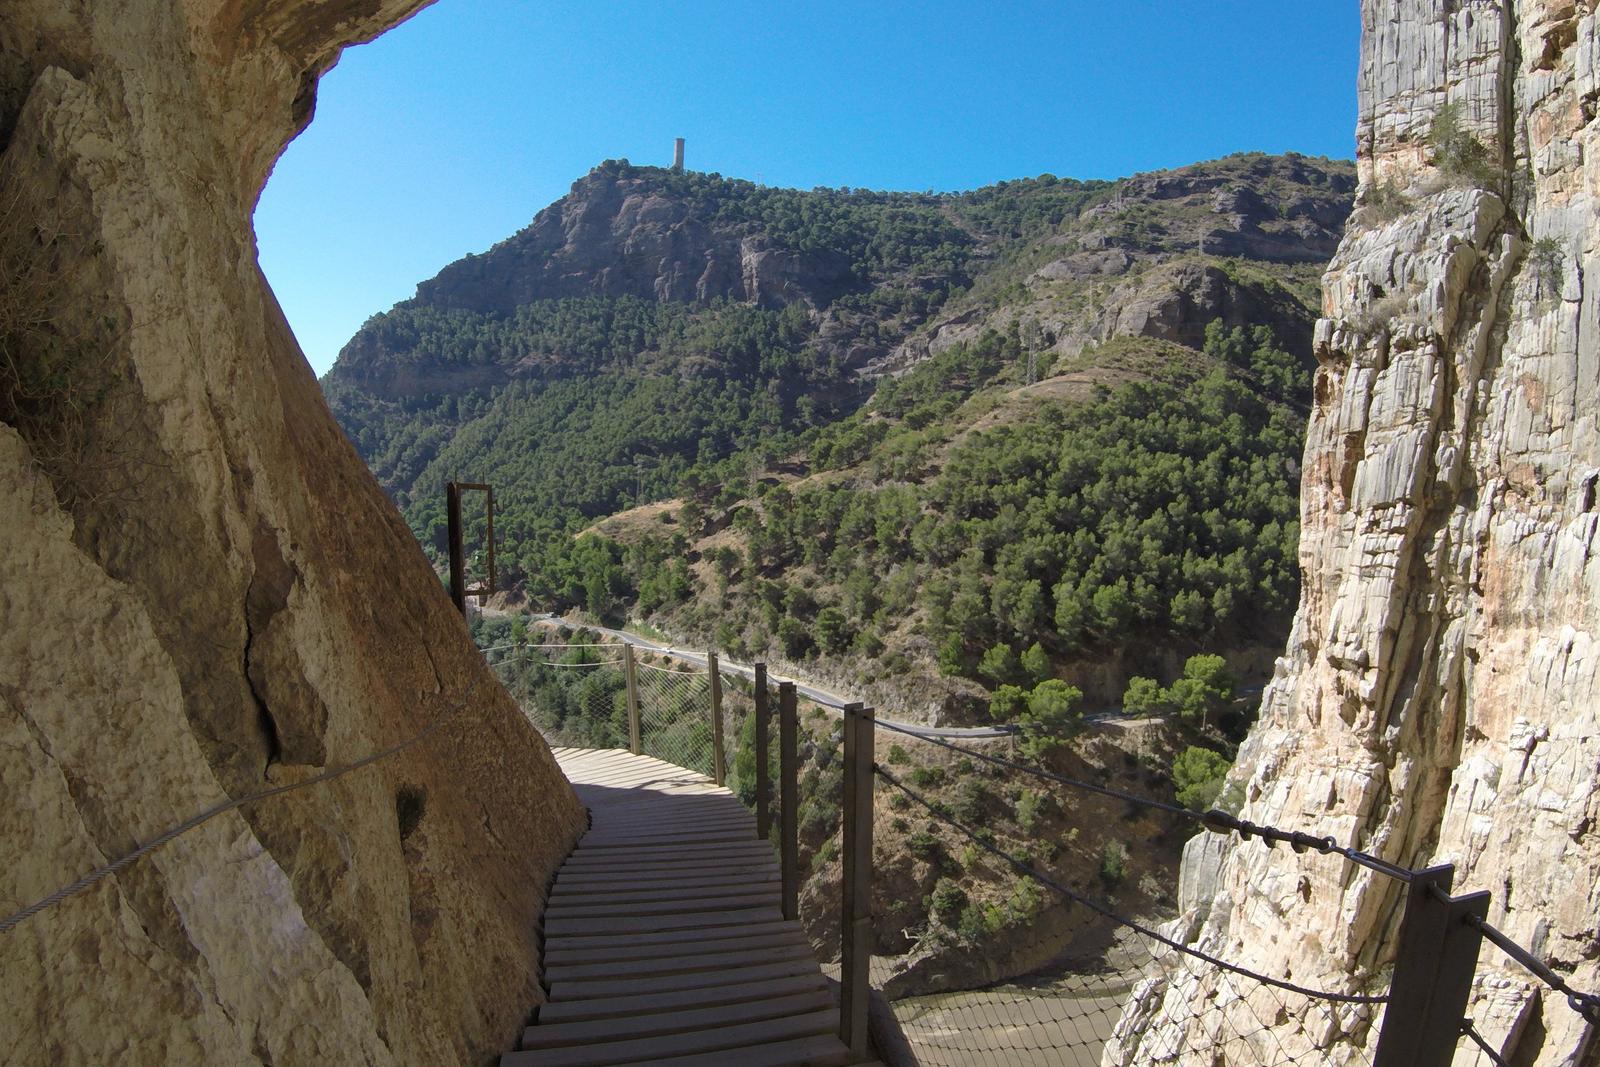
[254,1,1360,376]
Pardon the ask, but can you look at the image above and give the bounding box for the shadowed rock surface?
[0,2,584,1064]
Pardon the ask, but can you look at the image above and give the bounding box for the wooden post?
[708,650,726,786]
[779,681,799,922]
[1373,865,1490,1067]
[446,481,466,615]
[624,644,641,755]
[839,702,874,1057]
[754,664,770,840]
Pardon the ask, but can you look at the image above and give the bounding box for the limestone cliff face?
[1111,2,1600,1063]
[0,3,584,1065]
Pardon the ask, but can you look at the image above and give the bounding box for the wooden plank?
[551,868,778,895]
[555,857,777,879]
[499,1009,837,1067]
[535,973,829,1025]
[545,891,775,920]
[545,928,807,967]
[550,876,778,902]
[579,813,751,835]
[550,886,784,919]
[574,830,756,851]
[596,1033,854,1067]
[546,957,823,1001]
[545,918,799,952]
[544,941,814,984]
[545,907,782,938]
[520,989,833,1050]
[524,747,848,1067]
[563,841,772,865]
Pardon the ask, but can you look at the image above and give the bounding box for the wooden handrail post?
[446,481,466,615]
[708,650,726,786]
[1373,865,1490,1067]
[779,681,799,922]
[754,664,770,840]
[839,702,874,1057]
[624,644,641,755]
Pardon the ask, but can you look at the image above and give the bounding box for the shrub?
[989,683,1029,722]
[1019,679,1083,757]
[928,878,969,923]
[908,765,947,789]
[907,829,942,861]
[1173,746,1234,810]
[1016,787,1044,832]
[887,744,911,765]
[1170,654,1235,726]
[1530,236,1564,300]
[1099,840,1129,887]
[952,780,988,823]
[1426,102,1497,187]
[1122,675,1168,717]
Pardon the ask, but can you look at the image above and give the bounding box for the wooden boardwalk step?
[605,1034,859,1067]
[503,1009,837,1066]
[546,956,827,1002]
[546,918,799,953]
[507,749,868,1067]
[521,989,834,1050]
[536,973,830,1025]
[544,941,815,985]
[544,928,806,967]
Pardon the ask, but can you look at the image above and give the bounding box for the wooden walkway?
[502,748,880,1067]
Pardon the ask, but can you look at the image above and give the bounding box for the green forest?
[324,152,1351,730]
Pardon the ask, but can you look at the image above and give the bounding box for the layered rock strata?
[0,2,583,1064]
[1111,2,1600,1063]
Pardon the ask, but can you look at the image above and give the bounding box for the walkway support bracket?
[624,644,641,755]
[779,681,799,922]
[708,650,726,786]
[839,702,874,1058]
[1373,864,1490,1067]
[754,664,771,840]
[445,481,494,615]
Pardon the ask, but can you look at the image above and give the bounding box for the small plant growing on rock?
[1354,178,1413,224]
[1426,102,1498,188]
[1098,839,1129,888]
[1530,236,1565,301]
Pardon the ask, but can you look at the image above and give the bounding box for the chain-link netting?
[634,657,717,778]
[486,641,630,748]
[862,752,1384,1067]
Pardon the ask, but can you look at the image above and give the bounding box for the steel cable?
[875,764,1390,1006]
[1,691,468,934]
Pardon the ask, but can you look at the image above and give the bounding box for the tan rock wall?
[0,3,584,1064]
[1112,2,1600,1064]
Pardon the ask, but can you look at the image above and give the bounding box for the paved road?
[504,615,1019,741]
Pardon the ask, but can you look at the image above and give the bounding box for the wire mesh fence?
[486,636,750,785]
[634,658,717,778]
[865,759,1384,1067]
[486,640,630,749]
